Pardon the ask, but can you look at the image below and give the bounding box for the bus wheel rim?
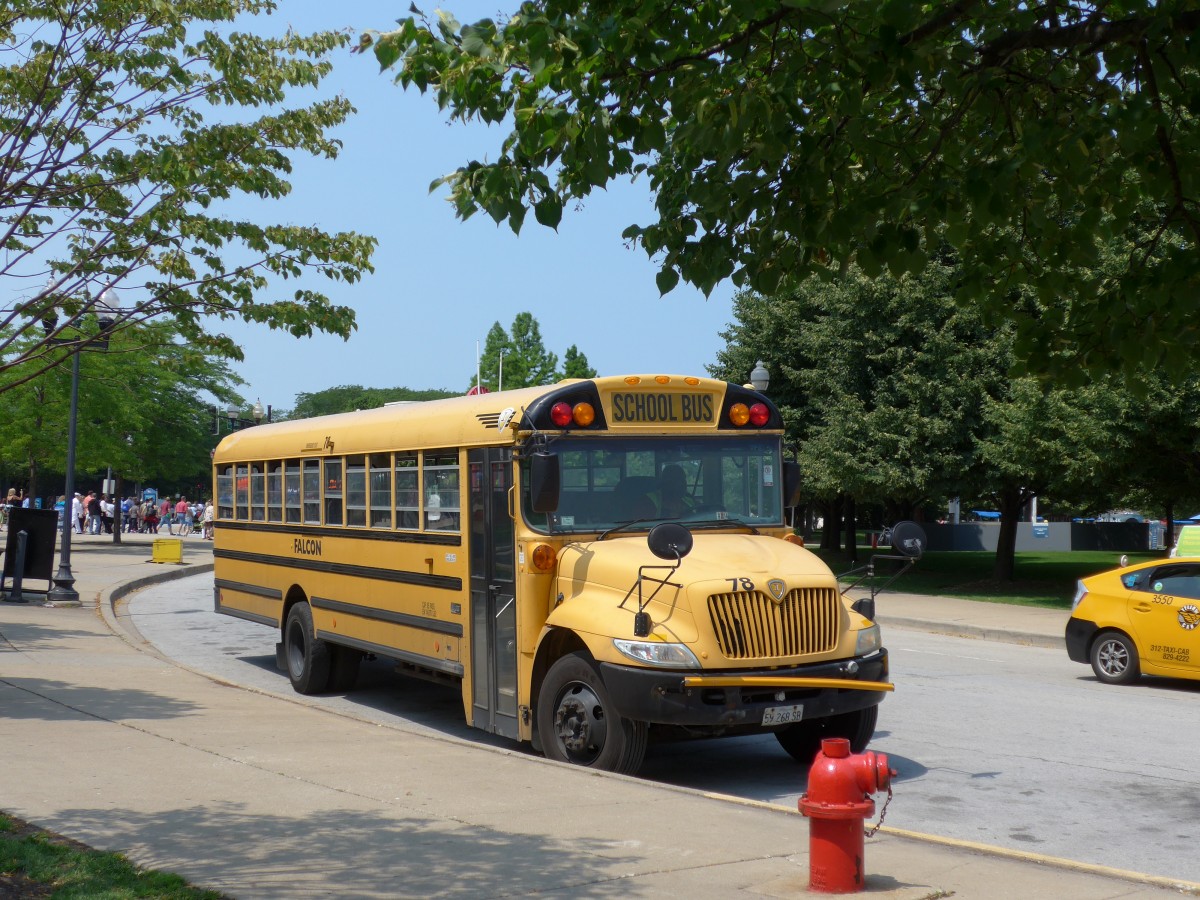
[552,682,607,762]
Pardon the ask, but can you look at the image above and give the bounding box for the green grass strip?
[812,548,1160,608]
[0,813,226,899]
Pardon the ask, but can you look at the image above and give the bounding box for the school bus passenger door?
[468,448,519,738]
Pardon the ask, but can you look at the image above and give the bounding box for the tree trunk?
[112,474,123,544]
[844,495,858,564]
[821,498,842,551]
[1164,498,1175,552]
[992,488,1024,582]
[25,457,38,506]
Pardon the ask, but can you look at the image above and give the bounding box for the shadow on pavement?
[0,677,202,722]
[52,801,646,899]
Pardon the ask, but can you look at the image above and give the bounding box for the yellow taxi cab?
[1066,558,1200,684]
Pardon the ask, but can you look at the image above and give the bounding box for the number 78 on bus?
[212,374,892,774]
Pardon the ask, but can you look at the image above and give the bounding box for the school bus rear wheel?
[537,652,648,775]
[284,602,332,695]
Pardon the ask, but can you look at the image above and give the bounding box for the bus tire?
[537,652,648,775]
[329,645,363,692]
[284,603,331,695]
[774,704,878,764]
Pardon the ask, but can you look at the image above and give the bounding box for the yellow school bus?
[212,374,890,773]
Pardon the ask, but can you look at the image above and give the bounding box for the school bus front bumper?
[598,650,890,729]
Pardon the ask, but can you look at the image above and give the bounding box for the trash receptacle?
[151,538,183,564]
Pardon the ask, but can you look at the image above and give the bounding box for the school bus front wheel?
[536,652,648,775]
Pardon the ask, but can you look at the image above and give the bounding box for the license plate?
[762,704,804,726]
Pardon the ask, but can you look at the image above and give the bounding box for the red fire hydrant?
[798,737,895,893]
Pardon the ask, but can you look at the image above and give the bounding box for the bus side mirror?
[529,452,560,513]
[783,462,802,509]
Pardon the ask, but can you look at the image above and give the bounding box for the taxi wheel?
[284,602,331,695]
[775,705,879,764]
[537,652,648,775]
[1090,631,1140,685]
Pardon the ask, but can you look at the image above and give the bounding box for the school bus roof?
[211,374,751,463]
[213,382,555,462]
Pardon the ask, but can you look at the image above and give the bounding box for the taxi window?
[1147,564,1200,600]
[1121,571,1147,590]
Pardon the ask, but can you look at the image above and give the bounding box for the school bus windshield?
[522,436,784,534]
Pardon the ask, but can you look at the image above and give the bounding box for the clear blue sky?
[219,1,741,412]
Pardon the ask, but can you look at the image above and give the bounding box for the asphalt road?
[125,572,1200,884]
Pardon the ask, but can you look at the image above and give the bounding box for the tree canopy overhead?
[366,1,1200,378]
[0,0,376,392]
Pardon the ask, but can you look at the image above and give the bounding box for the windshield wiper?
[685,517,760,534]
[597,517,659,540]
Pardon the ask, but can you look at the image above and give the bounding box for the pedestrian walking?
[175,496,191,537]
[86,492,102,534]
[2,488,19,530]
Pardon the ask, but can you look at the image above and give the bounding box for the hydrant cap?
[820,737,851,758]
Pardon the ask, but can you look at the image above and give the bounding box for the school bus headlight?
[613,639,701,669]
[530,543,556,571]
[728,403,750,426]
[855,624,881,656]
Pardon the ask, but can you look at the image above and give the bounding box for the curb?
[877,615,1063,649]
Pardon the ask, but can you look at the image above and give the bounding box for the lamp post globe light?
[222,399,271,432]
[47,286,119,604]
[750,360,770,392]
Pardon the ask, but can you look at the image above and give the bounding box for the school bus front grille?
[707,588,841,660]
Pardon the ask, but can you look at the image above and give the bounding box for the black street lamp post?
[46,289,116,604]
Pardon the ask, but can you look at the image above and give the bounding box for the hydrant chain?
[864,784,893,838]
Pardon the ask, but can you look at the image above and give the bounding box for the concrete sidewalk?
[0,535,1195,899]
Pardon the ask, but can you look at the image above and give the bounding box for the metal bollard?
[4,529,30,603]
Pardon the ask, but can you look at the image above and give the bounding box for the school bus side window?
[267,462,283,522]
[235,465,249,521]
[423,450,460,531]
[395,453,419,530]
[217,467,234,519]
[370,453,392,528]
[325,458,343,526]
[346,455,367,528]
[285,462,301,523]
[302,460,321,524]
[250,464,265,521]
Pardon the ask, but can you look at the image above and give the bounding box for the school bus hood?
[551,533,839,645]
[558,532,835,587]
